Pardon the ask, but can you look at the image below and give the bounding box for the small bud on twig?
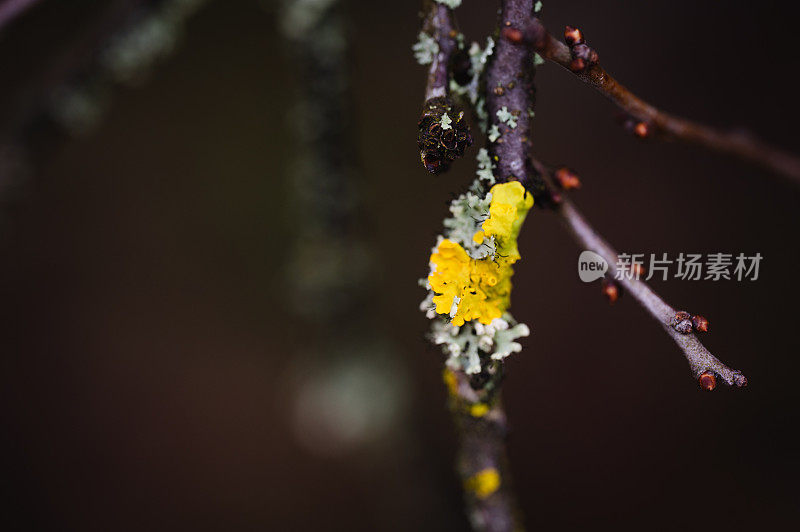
[501,27,523,44]
[691,315,709,333]
[564,25,583,46]
[571,43,598,65]
[672,311,693,334]
[698,372,717,391]
[554,167,581,190]
[601,278,620,304]
[569,57,586,72]
[633,121,651,138]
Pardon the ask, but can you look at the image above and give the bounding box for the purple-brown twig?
[484,1,538,186]
[502,18,800,187]
[421,1,458,101]
[534,162,747,389]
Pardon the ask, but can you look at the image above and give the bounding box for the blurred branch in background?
[0,0,40,31]
[0,0,209,215]
[278,0,408,460]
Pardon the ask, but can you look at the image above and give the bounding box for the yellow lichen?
[469,403,490,417]
[428,239,510,326]
[465,468,501,499]
[443,368,459,396]
[480,181,533,261]
[428,182,533,326]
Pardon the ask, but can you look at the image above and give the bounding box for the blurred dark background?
[1,0,799,530]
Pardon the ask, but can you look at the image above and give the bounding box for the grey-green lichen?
[430,315,530,374]
[434,0,462,8]
[488,124,501,142]
[440,191,495,260]
[419,172,533,375]
[413,32,438,65]
[533,53,545,66]
[496,106,517,129]
[440,113,453,130]
[534,1,543,13]
[476,148,496,185]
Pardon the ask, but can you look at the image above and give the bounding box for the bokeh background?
[2,0,799,530]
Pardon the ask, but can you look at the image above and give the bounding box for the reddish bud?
[555,167,581,190]
[698,372,717,391]
[691,315,709,333]
[569,57,586,72]
[601,278,620,304]
[733,373,748,387]
[571,43,598,65]
[564,25,584,46]
[502,27,524,44]
[633,122,651,138]
[672,311,693,334]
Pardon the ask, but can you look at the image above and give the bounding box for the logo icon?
[578,250,608,282]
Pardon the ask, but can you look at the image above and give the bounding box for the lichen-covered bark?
[485,0,538,186]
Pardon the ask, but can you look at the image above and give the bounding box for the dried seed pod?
[418,97,473,174]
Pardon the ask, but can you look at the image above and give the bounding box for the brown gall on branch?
[503,18,800,186]
[485,0,539,186]
[531,161,747,390]
[418,97,473,174]
[417,2,472,174]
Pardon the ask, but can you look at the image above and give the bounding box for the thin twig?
[503,18,800,186]
[533,162,747,389]
[421,1,457,101]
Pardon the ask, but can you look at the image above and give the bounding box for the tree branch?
[533,161,748,389]
[416,2,472,175]
[421,1,457,101]
[446,366,520,532]
[503,18,800,186]
[485,0,538,185]
[430,2,543,530]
